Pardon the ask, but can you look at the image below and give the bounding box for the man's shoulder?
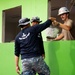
[65,19,73,27]
[15,31,22,40]
[68,19,73,23]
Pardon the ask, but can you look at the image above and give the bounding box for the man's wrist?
[57,22,60,26]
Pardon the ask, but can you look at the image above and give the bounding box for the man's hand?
[52,20,60,26]
[42,54,45,59]
[49,17,56,22]
[16,66,20,75]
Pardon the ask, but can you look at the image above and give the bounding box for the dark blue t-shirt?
[15,20,52,59]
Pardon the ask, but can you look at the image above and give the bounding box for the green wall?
[44,41,75,75]
[0,0,47,42]
[22,0,48,41]
[0,41,75,75]
[1,1,75,75]
[0,0,23,42]
[0,43,15,75]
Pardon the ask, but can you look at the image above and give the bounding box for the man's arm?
[59,23,71,31]
[14,39,20,74]
[33,17,56,33]
[52,20,72,31]
[54,33,64,40]
[15,55,20,75]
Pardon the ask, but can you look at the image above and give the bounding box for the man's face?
[31,21,39,26]
[60,13,68,21]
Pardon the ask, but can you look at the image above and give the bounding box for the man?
[31,17,45,58]
[31,17,45,75]
[14,17,55,75]
[52,7,75,40]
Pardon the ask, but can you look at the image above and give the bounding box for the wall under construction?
[0,0,75,75]
[0,41,75,75]
[0,0,47,42]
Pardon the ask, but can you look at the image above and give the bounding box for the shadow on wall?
[47,41,60,75]
[70,41,75,75]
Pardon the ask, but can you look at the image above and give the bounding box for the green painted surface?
[22,0,48,41]
[0,1,75,75]
[0,0,24,42]
[0,43,16,75]
[0,0,47,42]
[0,41,75,75]
[44,41,75,75]
[0,43,21,75]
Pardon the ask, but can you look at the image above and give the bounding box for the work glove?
[49,17,56,22]
[52,20,60,26]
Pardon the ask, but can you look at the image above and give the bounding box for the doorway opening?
[2,6,21,42]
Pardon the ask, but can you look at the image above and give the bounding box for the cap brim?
[18,21,31,26]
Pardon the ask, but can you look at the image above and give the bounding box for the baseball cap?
[18,18,30,26]
[31,17,42,23]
